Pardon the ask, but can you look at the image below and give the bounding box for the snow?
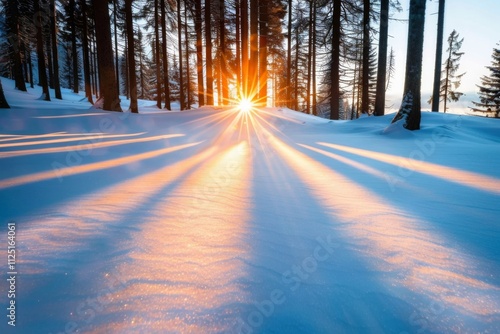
[1,78,500,333]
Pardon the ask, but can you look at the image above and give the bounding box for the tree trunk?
[114,0,121,96]
[361,0,370,114]
[306,0,313,113]
[34,0,50,101]
[330,0,341,120]
[184,6,191,108]
[154,0,162,108]
[92,0,122,111]
[69,0,79,93]
[205,0,214,105]
[125,0,138,112]
[391,0,426,130]
[160,0,171,110]
[51,0,62,99]
[250,0,259,101]
[219,0,228,104]
[286,0,292,108]
[241,0,249,99]
[258,0,268,105]
[0,78,10,108]
[7,0,26,91]
[431,0,445,112]
[177,0,185,109]
[195,0,204,106]
[374,0,389,116]
[81,0,92,103]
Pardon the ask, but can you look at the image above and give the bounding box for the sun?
[238,98,254,113]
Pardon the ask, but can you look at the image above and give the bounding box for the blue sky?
[387,0,500,112]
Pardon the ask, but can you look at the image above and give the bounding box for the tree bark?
[92,0,122,111]
[34,0,50,101]
[250,0,259,100]
[286,0,292,108]
[361,0,370,114]
[374,0,389,116]
[154,0,162,108]
[51,0,62,99]
[391,0,426,130]
[205,0,214,105]
[195,0,204,106]
[177,0,185,109]
[69,0,79,93]
[431,0,445,112]
[160,0,171,110]
[7,0,26,91]
[330,0,341,120]
[81,0,92,103]
[258,0,268,105]
[125,0,138,112]
[0,78,10,108]
[241,0,249,99]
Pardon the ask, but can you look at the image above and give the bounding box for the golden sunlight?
[238,97,254,113]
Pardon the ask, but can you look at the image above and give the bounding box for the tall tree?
[69,0,79,93]
[81,0,93,103]
[5,0,26,91]
[472,45,500,118]
[195,0,204,106]
[34,0,50,101]
[0,78,10,108]
[50,0,62,99]
[154,0,162,108]
[374,0,389,116]
[241,0,249,99]
[160,0,171,110]
[391,0,426,130]
[286,0,292,108]
[361,0,370,114]
[250,0,259,101]
[329,0,341,120]
[430,30,465,113]
[205,0,214,104]
[258,0,268,105]
[92,0,122,111]
[431,0,445,112]
[177,0,185,109]
[113,0,120,96]
[125,0,138,112]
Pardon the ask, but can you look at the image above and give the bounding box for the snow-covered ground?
[1,79,500,333]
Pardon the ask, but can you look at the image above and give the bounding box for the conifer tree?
[472,45,500,118]
[429,30,465,113]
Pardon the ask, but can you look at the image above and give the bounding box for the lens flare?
[238,98,254,113]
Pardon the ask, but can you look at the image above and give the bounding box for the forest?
[1,0,499,127]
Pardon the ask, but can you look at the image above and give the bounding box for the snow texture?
[1,78,500,333]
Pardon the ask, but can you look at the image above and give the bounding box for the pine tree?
[429,30,465,113]
[472,45,500,118]
[431,0,445,112]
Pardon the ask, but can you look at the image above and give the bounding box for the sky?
[386,0,500,113]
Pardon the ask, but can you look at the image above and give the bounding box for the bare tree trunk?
[160,0,171,110]
[205,0,214,105]
[92,0,122,111]
[7,0,26,91]
[258,0,268,105]
[391,0,426,130]
[330,0,341,120]
[241,0,249,99]
[34,0,50,101]
[177,0,185,109]
[431,0,445,112]
[361,0,370,114]
[69,0,79,93]
[184,5,191,108]
[219,0,228,104]
[51,0,62,99]
[81,0,92,103]
[0,78,10,108]
[195,0,205,106]
[114,0,120,96]
[250,0,259,100]
[286,0,292,108]
[374,0,389,116]
[154,0,162,108]
[125,0,138,113]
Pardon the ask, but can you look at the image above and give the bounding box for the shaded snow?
[1,78,500,333]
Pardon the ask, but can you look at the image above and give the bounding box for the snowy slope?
[1,79,500,333]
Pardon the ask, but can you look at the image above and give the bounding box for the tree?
[360,0,370,114]
[429,30,465,113]
[431,0,445,112]
[160,0,172,110]
[374,0,389,116]
[0,78,10,108]
[472,45,500,118]
[329,0,341,120]
[154,0,162,108]
[81,0,93,103]
[50,0,62,99]
[92,0,122,111]
[4,0,27,91]
[194,0,204,106]
[125,0,138,112]
[391,0,426,130]
[205,0,214,105]
[34,0,50,101]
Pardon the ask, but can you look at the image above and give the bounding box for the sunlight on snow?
[91,142,253,333]
[270,137,500,326]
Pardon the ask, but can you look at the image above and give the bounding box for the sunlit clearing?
[238,98,254,113]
